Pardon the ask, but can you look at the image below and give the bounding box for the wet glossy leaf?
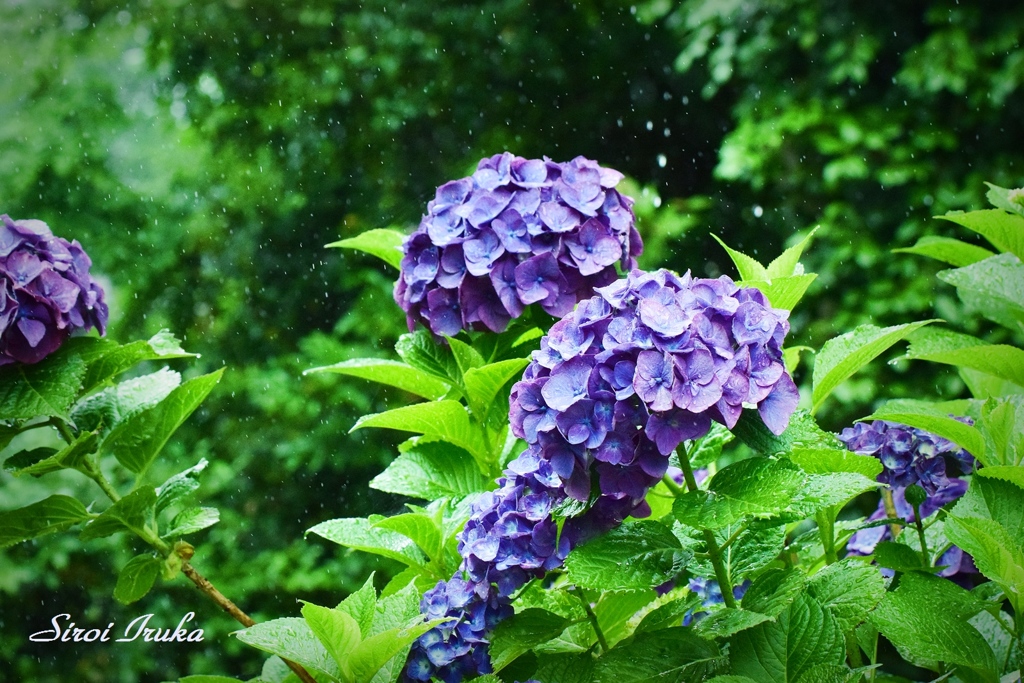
[369,439,489,500]
[306,516,426,567]
[304,358,449,401]
[893,235,995,267]
[327,228,405,269]
[566,520,689,591]
[812,320,938,413]
[0,494,92,548]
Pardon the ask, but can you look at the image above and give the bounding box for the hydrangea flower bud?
[0,215,108,365]
[394,153,642,336]
[841,420,977,579]
[405,268,800,682]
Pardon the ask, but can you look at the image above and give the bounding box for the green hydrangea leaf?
[593,628,724,683]
[304,358,450,401]
[937,208,1024,261]
[938,253,1024,333]
[870,572,996,680]
[730,594,845,683]
[80,487,157,541]
[306,516,426,567]
[394,331,462,386]
[893,235,995,267]
[369,439,489,500]
[351,400,487,463]
[565,520,689,591]
[0,349,86,420]
[113,553,161,604]
[0,494,93,548]
[812,320,938,414]
[903,327,1024,388]
[327,228,405,269]
[165,506,220,537]
[807,559,886,632]
[673,457,805,530]
[234,618,342,682]
[490,608,571,672]
[79,330,197,394]
[104,369,224,476]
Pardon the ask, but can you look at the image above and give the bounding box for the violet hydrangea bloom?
[510,268,799,501]
[0,215,108,365]
[838,419,975,494]
[404,443,663,683]
[405,268,800,683]
[394,153,642,336]
[841,420,978,579]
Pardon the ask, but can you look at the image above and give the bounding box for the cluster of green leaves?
[234,575,443,683]
[160,575,443,683]
[269,234,550,665]
[0,331,221,604]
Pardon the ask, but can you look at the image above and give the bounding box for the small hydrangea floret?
[395,153,642,336]
[0,215,108,365]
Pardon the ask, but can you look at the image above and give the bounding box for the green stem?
[910,502,930,568]
[661,473,683,496]
[677,444,737,609]
[180,559,317,683]
[49,418,77,444]
[574,588,609,652]
[45,418,318,683]
[1002,626,1015,676]
[881,489,902,538]
[79,456,122,503]
[1015,621,1023,683]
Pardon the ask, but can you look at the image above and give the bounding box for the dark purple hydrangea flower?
[394,153,642,336]
[838,419,975,494]
[841,420,977,580]
[0,215,108,365]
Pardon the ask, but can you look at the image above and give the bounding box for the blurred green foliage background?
[1,1,1022,680]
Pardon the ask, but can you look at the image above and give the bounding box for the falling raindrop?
[657,154,667,168]
[753,205,764,218]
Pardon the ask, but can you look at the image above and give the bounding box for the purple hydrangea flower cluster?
[841,420,977,578]
[394,153,642,336]
[508,268,799,503]
[1,215,108,365]
[405,268,800,682]
[838,419,975,495]
[681,577,750,626]
[405,446,641,682]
